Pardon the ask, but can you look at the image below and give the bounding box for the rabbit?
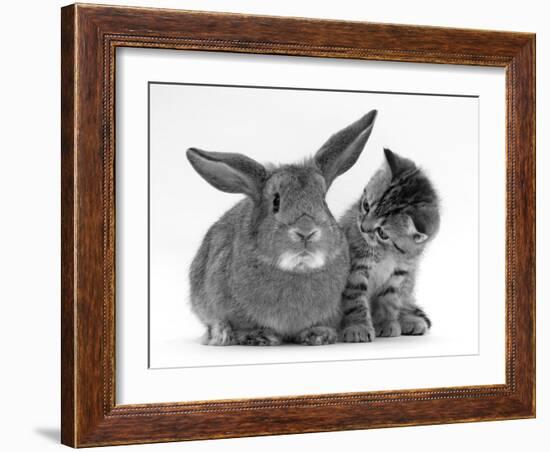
[186,110,377,346]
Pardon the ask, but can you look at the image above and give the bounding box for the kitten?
[339,149,440,342]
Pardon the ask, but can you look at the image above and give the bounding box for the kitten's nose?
[360,221,374,236]
[290,216,321,243]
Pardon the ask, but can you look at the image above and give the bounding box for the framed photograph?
[61,3,535,447]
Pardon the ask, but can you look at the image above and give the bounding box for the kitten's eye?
[273,193,280,213]
[376,227,389,240]
[362,199,370,213]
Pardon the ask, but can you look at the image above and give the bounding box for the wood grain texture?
[60,3,536,447]
[60,5,76,447]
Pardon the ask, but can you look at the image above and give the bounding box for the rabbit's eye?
[273,193,280,213]
[362,199,370,213]
[376,227,389,240]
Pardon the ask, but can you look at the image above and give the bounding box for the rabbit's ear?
[384,148,416,179]
[187,148,266,202]
[314,110,377,188]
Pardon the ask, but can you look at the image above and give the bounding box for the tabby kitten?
[339,149,440,342]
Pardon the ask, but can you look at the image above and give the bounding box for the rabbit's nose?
[290,217,321,243]
[294,229,320,242]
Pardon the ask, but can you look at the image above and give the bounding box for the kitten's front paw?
[400,316,429,335]
[375,320,401,337]
[237,329,282,346]
[297,326,337,346]
[202,322,235,346]
[340,324,375,343]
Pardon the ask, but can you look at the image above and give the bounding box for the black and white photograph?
[148,81,478,364]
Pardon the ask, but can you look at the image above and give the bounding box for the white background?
[0,0,545,451]
[147,79,483,369]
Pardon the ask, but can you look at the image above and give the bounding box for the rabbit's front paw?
[297,326,337,346]
[340,324,375,343]
[236,329,282,346]
[400,315,429,335]
[375,320,401,337]
[202,322,236,346]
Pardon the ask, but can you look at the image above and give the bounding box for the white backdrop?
[148,81,481,368]
[2,1,546,451]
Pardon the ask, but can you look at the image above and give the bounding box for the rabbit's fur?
[187,111,377,346]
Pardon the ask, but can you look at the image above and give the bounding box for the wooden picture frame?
[61,3,535,447]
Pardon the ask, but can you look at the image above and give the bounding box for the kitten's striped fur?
[339,149,440,342]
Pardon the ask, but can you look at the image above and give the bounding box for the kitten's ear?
[413,232,429,243]
[384,148,416,179]
[405,215,429,243]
